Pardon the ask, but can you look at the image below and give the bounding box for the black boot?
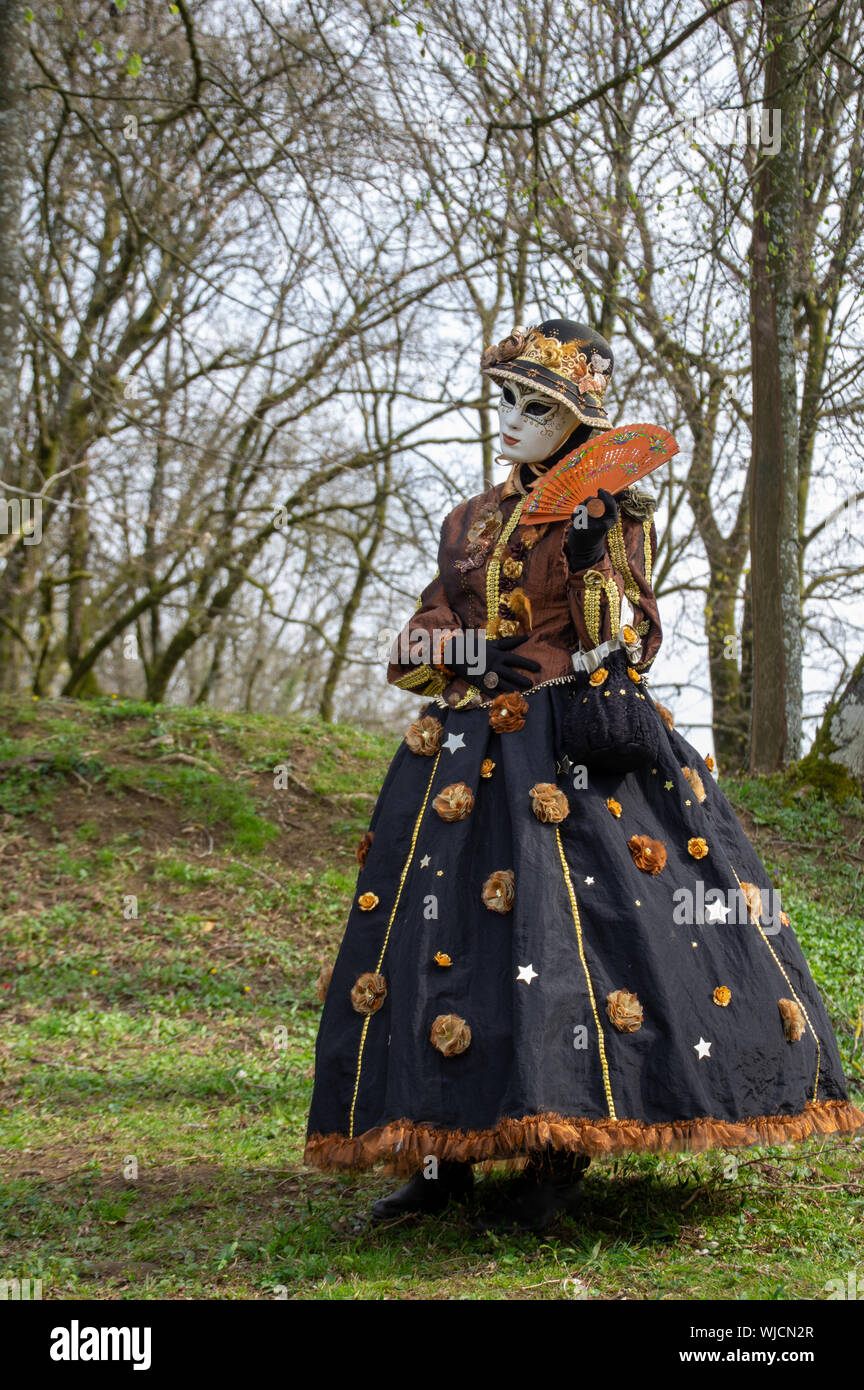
[369,1160,474,1222]
[474,1151,590,1232]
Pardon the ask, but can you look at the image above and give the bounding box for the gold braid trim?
[582,570,605,646]
[348,751,442,1137]
[485,497,526,634]
[305,1099,864,1174]
[427,672,577,710]
[728,864,822,1103]
[642,519,654,587]
[606,517,641,607]
[454,685,482,708]
[602,575,621,638]
[555,827,616,1118]
[393,663,448,696]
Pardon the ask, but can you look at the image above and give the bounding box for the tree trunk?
[0,1,28,690]
[0,0,25,476]
[65,460,100,696]
[705,575,748,770]
[812,650,864,782]
[479,369,494,493]
[748,0,806,771]
[739,566,754,746]
[318,473,390,722]
[194,626,229,706]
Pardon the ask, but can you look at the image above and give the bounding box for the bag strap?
[572,627,645,675]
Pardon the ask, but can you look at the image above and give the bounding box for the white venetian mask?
[496,380,575,464]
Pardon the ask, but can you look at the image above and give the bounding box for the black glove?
[565,488,619,571]
[441,631,541,693]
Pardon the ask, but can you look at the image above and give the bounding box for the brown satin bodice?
[387,476,661,709]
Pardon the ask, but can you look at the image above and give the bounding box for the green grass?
[0,697,861,1300]
[727,772,864,1066]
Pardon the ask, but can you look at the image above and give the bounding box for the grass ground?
[0,695,861,1300]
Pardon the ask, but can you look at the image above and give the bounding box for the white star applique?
[516,963,538,985]
[694,1037,712,1060]
[584,876,595,886]
[705,899,730,924]
[419,855,430,868]
[442,732,465,755]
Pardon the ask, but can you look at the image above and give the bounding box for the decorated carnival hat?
[481,318,614,429]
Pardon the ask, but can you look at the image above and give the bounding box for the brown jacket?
[387,474,661,708]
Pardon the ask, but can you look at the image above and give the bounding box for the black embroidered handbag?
[561,645,664,774]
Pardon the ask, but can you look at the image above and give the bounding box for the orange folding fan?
[519,424,678,524]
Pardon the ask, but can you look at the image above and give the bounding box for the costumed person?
[304,319,862,1230]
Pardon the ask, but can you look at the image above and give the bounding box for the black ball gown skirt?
[305,682,862,1173]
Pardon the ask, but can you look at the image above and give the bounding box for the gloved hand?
[565,488,619,572]
[441,631,541,693]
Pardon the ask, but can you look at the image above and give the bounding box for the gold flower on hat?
[537,341,564,368]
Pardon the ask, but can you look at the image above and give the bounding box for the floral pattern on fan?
[521,424,678,523]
